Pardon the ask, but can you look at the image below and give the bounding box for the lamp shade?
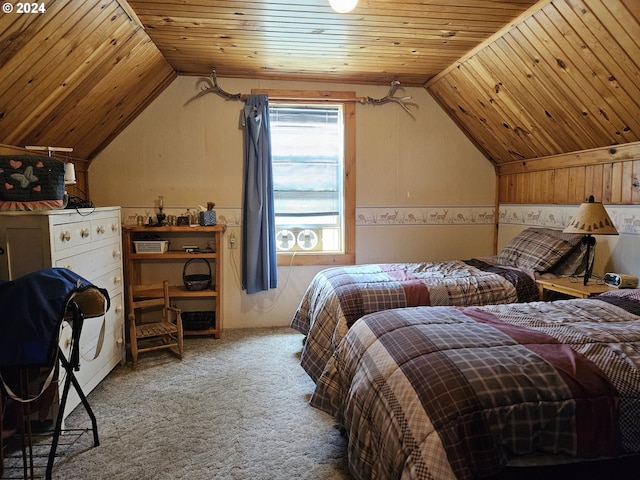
[329,0,358,13]
[563,197,618,235]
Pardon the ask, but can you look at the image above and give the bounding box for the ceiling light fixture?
[329,0,358,13]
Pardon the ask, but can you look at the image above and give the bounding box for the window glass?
[270,104,344,254]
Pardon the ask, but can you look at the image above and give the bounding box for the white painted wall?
[89,76,496,329]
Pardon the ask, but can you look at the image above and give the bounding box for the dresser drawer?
[92,267,124,300]
[78,293,124,352]
[92,215,121,245]
[53,219,93,253]
[56,241,122,278]
[58,293,124,373]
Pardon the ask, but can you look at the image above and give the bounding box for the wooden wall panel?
[427,0,640,175]
[496,141,640,205]
[0,0,176,161]
[498,158,640,205]
[2,0,640,203]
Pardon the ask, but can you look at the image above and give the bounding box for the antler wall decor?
[188,70,416,117]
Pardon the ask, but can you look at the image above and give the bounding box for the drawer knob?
[114,275,122,285]
[96,225,106,234]
[81,228,90,238]
[115,304,123,314]
[111,223,118,232]
[116,337,124,345]
[60,231,71,242]
[113,249,122,259]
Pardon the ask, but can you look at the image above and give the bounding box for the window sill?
[277,252,355,266]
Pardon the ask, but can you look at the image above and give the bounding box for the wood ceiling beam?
[496,141,640,176]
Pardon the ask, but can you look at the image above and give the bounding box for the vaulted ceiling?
[1,0,639,173]
[129,0,540,85]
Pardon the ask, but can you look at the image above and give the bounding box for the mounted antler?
[363,81,414,115]
[188,70,416,117]
[204,70,243,101]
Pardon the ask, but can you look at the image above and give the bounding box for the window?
[253,90,355,266]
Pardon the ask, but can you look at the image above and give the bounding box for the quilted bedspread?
[310,292,640,480]
[291,258,538,382]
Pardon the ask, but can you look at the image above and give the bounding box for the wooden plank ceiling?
[129,0,540,86]
[426,0,640,168]
[1,0,639,193]
[0,0,176,162]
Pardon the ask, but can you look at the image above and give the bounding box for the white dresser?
[0,207,125,419]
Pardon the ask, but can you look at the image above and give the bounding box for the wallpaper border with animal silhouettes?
[499,204,640,236]
[122,204,640,236]
[355,206,495,226]
[122,206,498,228]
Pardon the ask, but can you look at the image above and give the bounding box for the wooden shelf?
[123,225,226,233]
[131,285,218,298]
[129,251,219,260]
[123,224,226,339]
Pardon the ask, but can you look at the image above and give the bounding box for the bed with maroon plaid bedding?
[310,290,640,480]
[291,258,539,382]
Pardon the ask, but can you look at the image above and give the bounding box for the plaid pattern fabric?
[311,296,640,480]
[497,227,582,272]
[290,259,538,382]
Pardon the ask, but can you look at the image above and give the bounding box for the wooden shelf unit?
[122,224,226,338]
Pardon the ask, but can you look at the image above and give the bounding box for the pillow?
[0,155,65,211]
[497,227,583,272]
[551,241,587,276]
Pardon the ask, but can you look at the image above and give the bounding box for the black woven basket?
[182,258,212,291]
[182,311,215,330]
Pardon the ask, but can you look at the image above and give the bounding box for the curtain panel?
[241,95,278,294]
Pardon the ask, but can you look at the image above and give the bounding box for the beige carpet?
[15,327,353,480]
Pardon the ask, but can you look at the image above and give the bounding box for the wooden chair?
[127,281,184,366]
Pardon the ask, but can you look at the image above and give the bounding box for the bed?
[310,289,640,480]
[292,227,586,382]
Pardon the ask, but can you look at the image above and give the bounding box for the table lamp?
[563,195,618,285]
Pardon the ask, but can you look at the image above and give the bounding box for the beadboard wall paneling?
[497,142,640,204]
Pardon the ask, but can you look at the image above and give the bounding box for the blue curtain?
[241,95,278,294]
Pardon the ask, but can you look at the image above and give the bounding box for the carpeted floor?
[3,327,353,480]
[4,326,640,480]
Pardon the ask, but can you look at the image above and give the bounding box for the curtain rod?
[191,70,416,116]
[0,144,89,164]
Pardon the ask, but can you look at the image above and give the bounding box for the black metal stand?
[45,301,99,480]
[582,234,596,286]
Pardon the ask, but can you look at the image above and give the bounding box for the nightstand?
[536,277,614,301]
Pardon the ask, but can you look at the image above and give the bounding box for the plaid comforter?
[311,292,640,480]
[291,259,538,382]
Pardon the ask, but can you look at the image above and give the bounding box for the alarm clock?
[604,273,639,289]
